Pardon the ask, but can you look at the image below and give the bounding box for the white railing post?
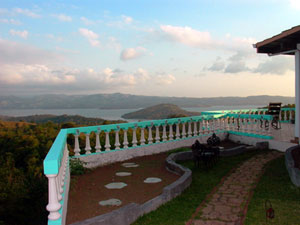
[123,130,129,149]
[162,123,167,141]
[193,121,198,136]
[188,121,192,137]
[115,128,121,150]
[176,122,180,139]
[85,133,91,154]
[132,126,138,147]
[155,125,160,143]
[105,131,111,151]
[140,127,145,145]
[148,125,153,144]
[46,174,61,221]
[95,128,101,152]
[284,110,287,121]
[74,130,80,156]
[168,124,174,140]
[181,122,186,138]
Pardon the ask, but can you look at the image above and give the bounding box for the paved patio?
[186,151,282,225]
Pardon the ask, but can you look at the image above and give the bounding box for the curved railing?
[43,109,291,224]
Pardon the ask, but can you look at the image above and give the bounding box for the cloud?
[156,74,176,85]
[122,15,133,24]
[290,0,300,10]
[0,64,76,85]
[80,17,95,25]
[53,14,72,22]
[207,57,225,71]
[0,18,21,25]
[13,8,40,18]
[78,28,100,47]
[224,61,250,73]
[120,47,146,61]
[10,29,28,39]
[0,39,62,65]
[252,56,294,75]
[160,25,213,48]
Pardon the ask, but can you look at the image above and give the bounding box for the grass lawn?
[245,155,300,225]
[133,148,266,225]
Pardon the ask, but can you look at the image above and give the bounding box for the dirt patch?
[66,153,179,224]
[291,147,300,170]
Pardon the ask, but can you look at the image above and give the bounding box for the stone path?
[187,151,282,225]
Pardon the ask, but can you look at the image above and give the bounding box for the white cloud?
[78,28,100,47]
[120,47,146,61]
[290,0,300,10]
[253,56,294,75]
[0,18,21,25]
[0,64,75,85]
[0,39,62,65]
[80,17,95,25]
[156,74,176,85]
[225,61,250,73]
[207,57,226,71]
[13,8,40,18]
[122,15,133,24]
[9,29,28,39]
[160,25,213,48]
[53,14,72,22]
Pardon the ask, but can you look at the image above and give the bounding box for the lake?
[0,105,264,121]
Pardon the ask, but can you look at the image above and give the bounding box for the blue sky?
[0,0,299,97]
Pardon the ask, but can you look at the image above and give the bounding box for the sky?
[0,0,299,98]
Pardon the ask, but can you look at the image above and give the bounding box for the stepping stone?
[144,177,162,183]
[105,182,127,189]
[99,198,122,206]
[116,172,132,176]
[122,162,139,168]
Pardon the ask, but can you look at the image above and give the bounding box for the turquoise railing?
[43,110,281,225]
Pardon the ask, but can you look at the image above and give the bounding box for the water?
[0,105,264,121]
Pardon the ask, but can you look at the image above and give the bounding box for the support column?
[295,46,300,143]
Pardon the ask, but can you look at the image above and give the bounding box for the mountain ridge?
[0,93,294,110]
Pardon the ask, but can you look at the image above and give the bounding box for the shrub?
[70,159,86,175]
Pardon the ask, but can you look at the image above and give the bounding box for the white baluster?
[132,126,137,147]
[123,130,128,149]
[181,122,186,138]
[56,174,62,201]
[105,131,111,151]
[74,133,80,156]
[193,121,198,136]
[267,119,272,136]
[115,129,120,149]
[175,123,180,139]
[290,110,293,121]
[148,126,153,144]
[140,127,145,145]
[85,133,91,154]
[256,118,261,135]
[188,121,192,137]
[95,128,101,153]
[46,174,61,220]
[168,124,174,140]
[162,123,167,141]
[155,125,160,143]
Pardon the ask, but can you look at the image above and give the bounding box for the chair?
[267,102,282,129]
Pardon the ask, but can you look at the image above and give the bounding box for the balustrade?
[44,109,288,225]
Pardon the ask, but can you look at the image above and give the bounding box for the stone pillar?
[74,133,80,156]
[123,130,128,149]
[148,126,153,144]
[95,128,101,152]
[155,126,160,143]
[85,133,91,154]
[132,127,137,147]
[140,128,145,145]
[115,130,120,149]
[105,131,111,151]
[46,174,61,220]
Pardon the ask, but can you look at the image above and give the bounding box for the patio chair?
[261,102,282,130]
[191,140,220,168]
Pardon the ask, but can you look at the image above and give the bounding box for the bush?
[70,159,86,175]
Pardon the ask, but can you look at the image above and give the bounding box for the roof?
[254,25,300,55]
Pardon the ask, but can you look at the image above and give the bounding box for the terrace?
[43,26,300,225]
[43,107,297,225]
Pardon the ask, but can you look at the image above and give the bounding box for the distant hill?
[0,93,295,109]
[2,114,125,126]
[122,104,200,119]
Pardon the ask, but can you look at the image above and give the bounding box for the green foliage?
[70,159,87,175]
[0,122,59,225]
